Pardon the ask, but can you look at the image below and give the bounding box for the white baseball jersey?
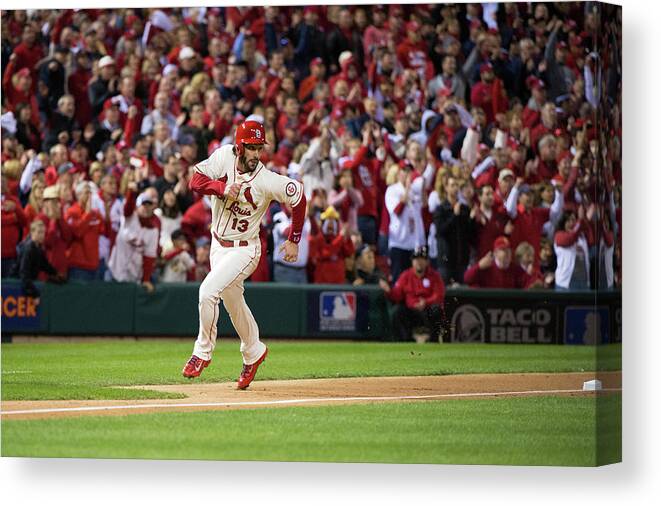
[272,211,311,267]
[91,193,124,263]
[195,144,304,242]
[385,178,426,251]
[108,212,159,282]
[161,249,196,282]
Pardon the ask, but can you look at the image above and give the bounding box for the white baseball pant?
[193,238,266,365]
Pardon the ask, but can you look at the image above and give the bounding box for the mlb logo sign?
[320,292,357,331]
[564,306,610,345]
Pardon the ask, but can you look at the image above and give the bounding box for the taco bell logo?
[451,304,486,343]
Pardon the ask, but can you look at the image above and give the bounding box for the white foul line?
[0,388,622,416]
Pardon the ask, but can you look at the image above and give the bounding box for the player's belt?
[213,232,248,247]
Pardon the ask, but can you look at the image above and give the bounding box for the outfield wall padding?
[1,280,620,344]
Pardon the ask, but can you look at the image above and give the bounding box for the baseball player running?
[182,120,306,388]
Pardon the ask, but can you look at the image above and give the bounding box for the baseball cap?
[338,51,354,67]
[136,192,155,207]
[518,183,532,194]
[178,46,195,60]
[196,236,211,248]
[178,134,196,146]
[57,162,75,175]
[412,246,429,259]
[493,236,511,251]
[162,63,178,77]
[498,168,515,182]
[437,87,453,99]
[17,68,31,78]
[405,21,420,32]
[98,55,115,68]
[125,14,140,27]
[310,57,324,68]
[103,97,120,111]
[43,185,60,200]
[399,159,414,171]
[74,181,91,197]
[480,62,494,74]
[527,76,545,91]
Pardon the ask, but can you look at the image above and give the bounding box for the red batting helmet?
[234,120,267,156]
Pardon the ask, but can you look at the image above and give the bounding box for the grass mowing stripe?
[1,342,622,401]
[1,389,623,416]
[1,394,622,466]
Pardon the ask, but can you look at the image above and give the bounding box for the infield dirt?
[1,371,621,420]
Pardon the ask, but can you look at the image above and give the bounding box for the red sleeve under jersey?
[189,171,227,197]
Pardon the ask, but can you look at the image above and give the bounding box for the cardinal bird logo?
[244,186,258,210]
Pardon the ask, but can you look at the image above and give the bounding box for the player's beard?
[239,155,258,173]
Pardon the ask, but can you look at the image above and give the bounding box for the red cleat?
[237,347,268,390]
[182,355,211,378]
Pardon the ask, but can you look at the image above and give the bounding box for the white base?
[582,379,603,391]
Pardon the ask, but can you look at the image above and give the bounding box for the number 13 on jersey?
[231,217,249,232]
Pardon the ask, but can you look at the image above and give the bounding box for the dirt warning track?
[1,371,622,420]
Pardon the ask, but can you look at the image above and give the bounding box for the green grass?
[1,394,621,466]
[1,341,622,466]
[1,341,622,400]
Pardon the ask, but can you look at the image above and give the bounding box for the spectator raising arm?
[18,153,42,196]
[549,184,564,225]
[505,178,522,219]
[461,127,480,167]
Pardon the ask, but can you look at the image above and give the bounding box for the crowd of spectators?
[1,3,621,297]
